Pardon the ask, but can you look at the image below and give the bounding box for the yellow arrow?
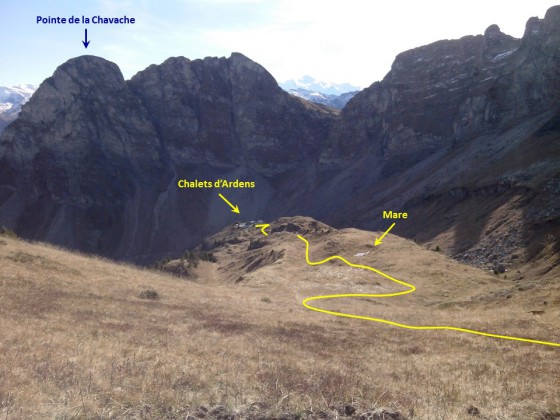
[374,222,396,246]
[255,223,270,236]
[218,193,240,214]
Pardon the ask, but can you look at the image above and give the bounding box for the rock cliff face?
[127,53,333,175]
[0,57,170,260]
[0,53,336,262]
[322,8,560,170]
[311,7,560,270]
[0,8,559,269]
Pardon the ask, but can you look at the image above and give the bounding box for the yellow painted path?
[298,235,560,347]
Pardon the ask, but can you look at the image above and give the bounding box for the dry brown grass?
[1,222,559,419]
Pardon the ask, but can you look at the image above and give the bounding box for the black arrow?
[82,28,90,48]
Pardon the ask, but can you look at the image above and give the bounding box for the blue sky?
[1,0,559,88]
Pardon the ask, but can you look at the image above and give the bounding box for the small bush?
[182,251,199,268]
[0,226,17,238]
[151,257,171,270]
[199,251,217,263]
[434,245,441,252]
[7,251,38,264]
[248,239,268,250]
[467,405,480,416]
[181,250,217,266]
[210,238,225,249]
[139,289,159,300]
[260,297,271,303]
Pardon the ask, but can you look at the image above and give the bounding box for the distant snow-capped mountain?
[0,84,37,133]
[280,75,360,96]
[285,88,358,109]
[280,76,360,109]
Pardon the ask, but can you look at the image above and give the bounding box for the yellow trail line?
[297,234,560,347]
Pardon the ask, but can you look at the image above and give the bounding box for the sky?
[1,0,559,89]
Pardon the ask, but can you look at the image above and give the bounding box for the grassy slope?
[1,219,559,419]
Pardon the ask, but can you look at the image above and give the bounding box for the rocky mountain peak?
[55,55,124,87]
[544,5,560,30]
[524,16,543,40]
[20,55,127,125]
[128,52,335,174]
[481,25,521,63]
[543,6,560,56]
[228,51,268,73]
[227,52,285,98]
[484,24,502,38]
[483,24,518,55]
[522,6,560,53]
